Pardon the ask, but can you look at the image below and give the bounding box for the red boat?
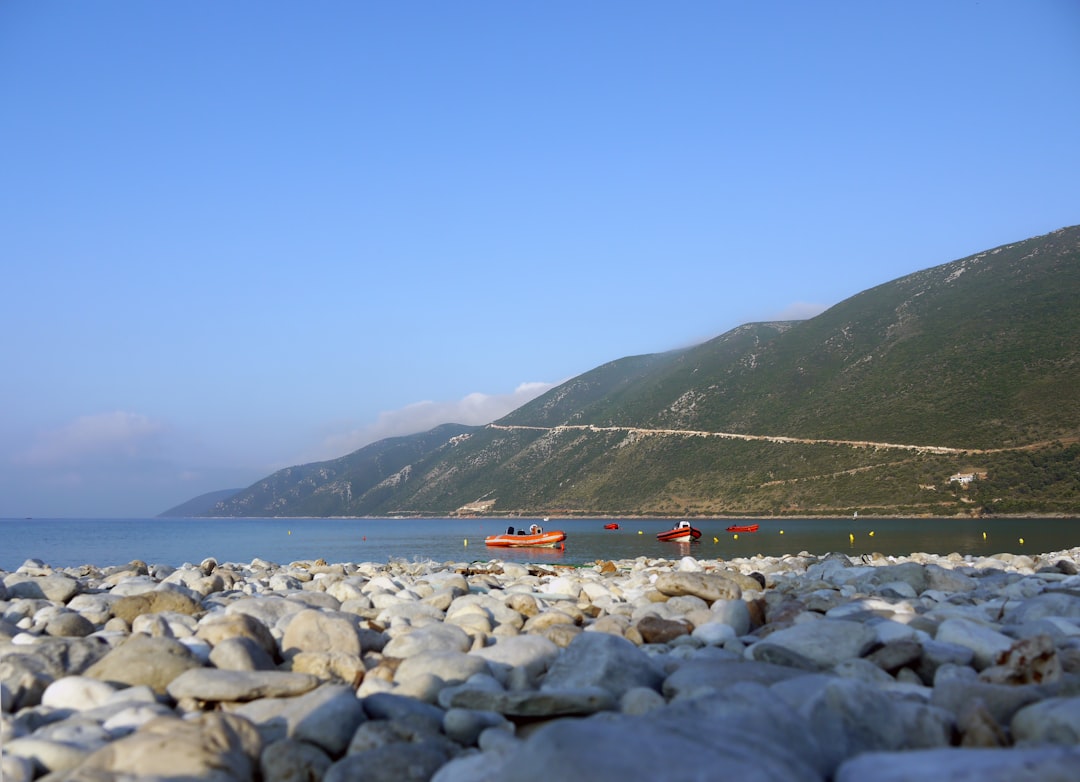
[604,523,619,530]
[656,521,702,542]
[485,524,567,549]
[726,524,760,533]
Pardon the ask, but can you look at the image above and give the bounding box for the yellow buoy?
[1019,537,1025,545]
[849,533,855,542]
[982,532,987,540]
[288,530,291,535]
[733,534,739,540]
[779,530,784,535]
[713,537,719,543]
[869,531,875,537]
[464,539,468,547]
[638,530,643,535]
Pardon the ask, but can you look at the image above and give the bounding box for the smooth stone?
[709,598,752,635]
[197,610,280,662]
[772,675,953,772]
[325,739,454,782]
[936,618,1015,670]
[653,571,742,603]
[382,622,472,658]
[930,678,1047,726]
[44,612,96,638]
[83,635,201,693]
[835,746,1080,782]
[363,691,445,734]
[241,683,366,755]
[209,636,278,672]
[68,712,263,781]
[444,686,615,718]
[749,619,877,669]
[474,697,822,782]
[1011,695,1080,743]
[110,590,203,624]
[470,634,560,687]
[442,707,513,746]
[663,659,804,700]
[166,668,320,702]
[2,736,95,775]
[0,754,34,782]
[395,651,492,688]
[40,676,118,711]
[280,608,364,659]
[260,738,334,782]
[4,574,79,603]
[540,631,664,697]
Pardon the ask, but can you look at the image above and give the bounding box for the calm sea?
[2,517,1078,571]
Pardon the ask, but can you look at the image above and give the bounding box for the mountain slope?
[201,225,1080,518]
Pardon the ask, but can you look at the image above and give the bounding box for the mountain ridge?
[169,225,1080,519]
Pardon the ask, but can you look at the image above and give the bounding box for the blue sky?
[3,1,1078,517]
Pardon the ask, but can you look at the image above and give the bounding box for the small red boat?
[726,524,760,533]
[485,524,567,548]
[657,521,701,542]
[604,523,619,530]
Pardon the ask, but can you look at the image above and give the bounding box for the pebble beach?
[4,546,1080,781]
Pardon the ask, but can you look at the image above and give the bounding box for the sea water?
[2,516,1078,571]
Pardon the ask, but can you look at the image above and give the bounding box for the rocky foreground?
[4,546,1080,782]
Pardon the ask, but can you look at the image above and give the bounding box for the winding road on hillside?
[485,423,1068,455]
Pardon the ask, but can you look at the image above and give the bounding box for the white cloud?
[772,301,829,321]
[16,411,167,467]
[310,381,556,462]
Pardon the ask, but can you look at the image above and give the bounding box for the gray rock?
[709,598,752,635]
[4,574,79,603]
[166,668,320,703]
[931,678,1047,726]
[1011,695,1080,744]
[40,676,118,711]
[382,622,472,658]
[260,738,334,782]
[209,636,278,671]
[326,739,454,782]
[364,691,445,734]
[2,736,97,776]
[395,650,492,688]
[653,571,742,603]
[197,611,280,662]
[749,619,877,669]
[84,634,202,694]
[477,700,822,782]
[0,753,34,782]
[444,685,615,718]
[67,712,263,781]
[663,659,803,700]
[541,631,664,697]
[835,746,1080,782]
[1005,592,1080,624]
[936,618,1014,670]
[280,608,364,659]
[471,634,560,687]
[773,675,953,772]
[442,707,512,746]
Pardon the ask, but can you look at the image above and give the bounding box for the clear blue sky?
[3,1,1078,517]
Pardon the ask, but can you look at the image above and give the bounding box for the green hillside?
[200,225,1080,519]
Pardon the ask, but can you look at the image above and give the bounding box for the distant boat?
[657,520,701,542]
[485,523,566,549]
[603,522,619,530]
[726,523,759,533]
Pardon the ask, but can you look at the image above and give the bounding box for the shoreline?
[5,547,1080,780]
